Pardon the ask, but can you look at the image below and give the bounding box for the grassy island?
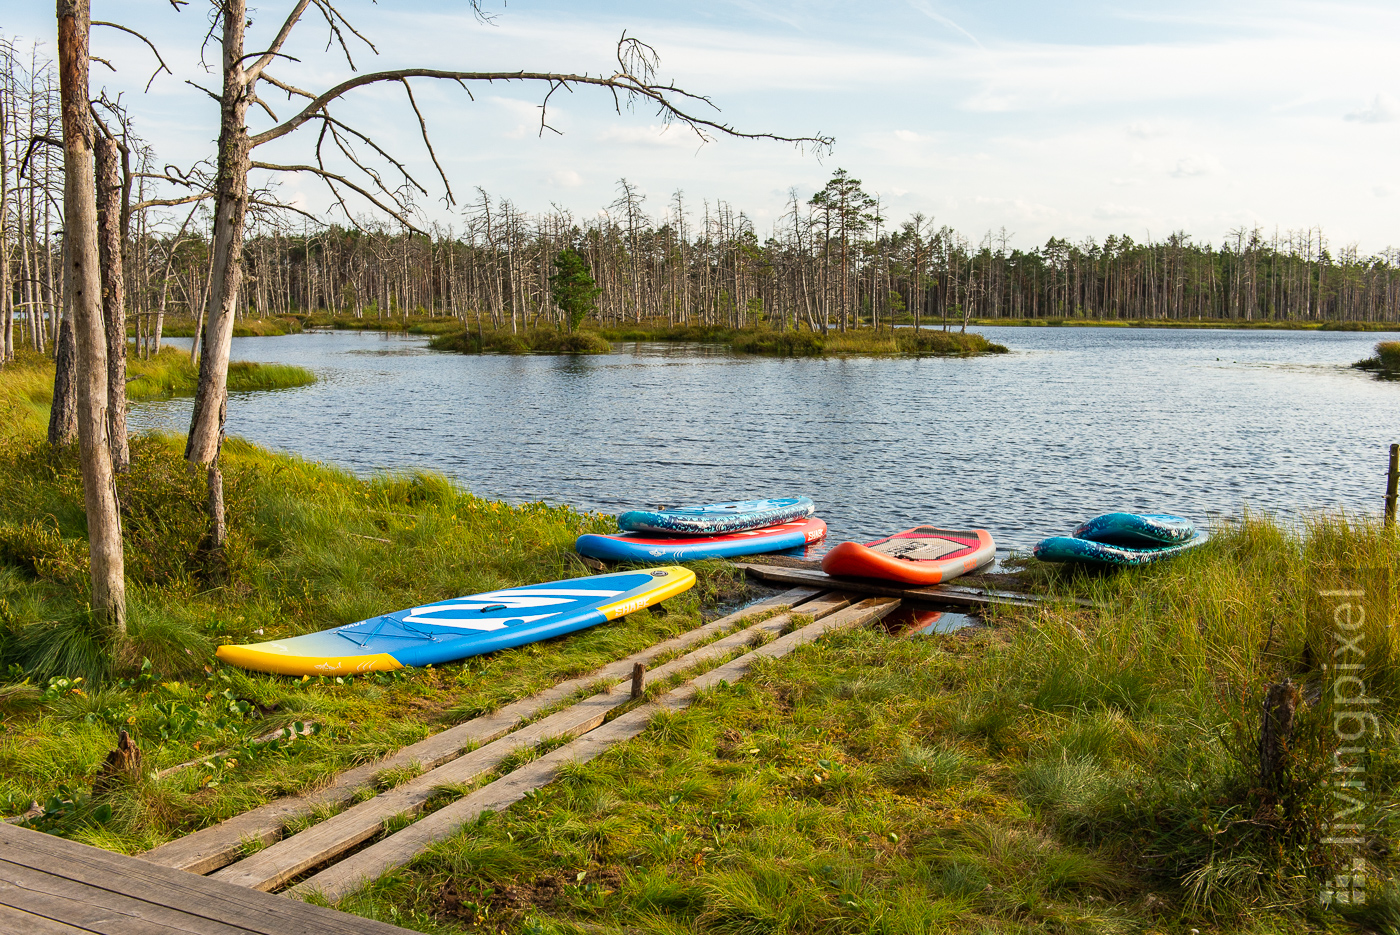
[423,322,1009,358]
[1353,341,1400,379]
[0,353,1394,934]
[428,328,613,355]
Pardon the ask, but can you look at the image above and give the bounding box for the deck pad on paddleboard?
[216,567,695,676]
[618,497,815,536]
[822,526,996,586]
[1033,531,1208,566]
[577,517,826,563]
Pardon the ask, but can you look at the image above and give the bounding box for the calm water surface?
[133,327,1400,551]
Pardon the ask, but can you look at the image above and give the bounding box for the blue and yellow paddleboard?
[216,567,695,676]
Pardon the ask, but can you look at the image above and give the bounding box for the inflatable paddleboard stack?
[575,496,827,562]
[1033,512,1208,565]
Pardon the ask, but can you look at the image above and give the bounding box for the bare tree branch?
[400,79,453,206]
[19,135,63,180]
[131,192,214,210]
[243,0,313,84]
[251,160,423,232]
[249,66,833,151]
[257,71,317,100]
[92,20,173,91]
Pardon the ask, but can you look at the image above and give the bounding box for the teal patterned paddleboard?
[1033,530,1209,565]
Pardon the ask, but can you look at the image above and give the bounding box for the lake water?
[133,327,1400,552]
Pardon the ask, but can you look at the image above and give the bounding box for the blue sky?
[6,0,1399,251]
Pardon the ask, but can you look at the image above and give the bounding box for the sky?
[6,0,1400,252]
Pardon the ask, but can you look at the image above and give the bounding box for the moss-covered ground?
[0,351,1395,934]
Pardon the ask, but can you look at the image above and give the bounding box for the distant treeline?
[231,201,1400,331]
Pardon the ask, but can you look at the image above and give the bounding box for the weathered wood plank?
[143,586,820,875]
[0,824,413,935]
[0,902,95,935]
[734,563,1058,608]
[0,860,247,934]
[288,597,899,903]
[212,591,851,892]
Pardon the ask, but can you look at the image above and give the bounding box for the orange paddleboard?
[821,526,995,586]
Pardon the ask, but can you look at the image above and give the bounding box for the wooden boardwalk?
[135,587,898,905]
[0,822,416,934]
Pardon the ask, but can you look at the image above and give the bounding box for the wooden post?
[630,662,646,700]
[1386,443,1398,526]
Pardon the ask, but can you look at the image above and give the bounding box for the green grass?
[156,317,304,338]
[122,348,315,399]
[429,328,613,355]
[1353,341,1400,378]
[327,513,1398,934]
[596,323,1009,357]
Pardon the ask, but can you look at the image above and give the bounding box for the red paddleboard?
[821,526,995,585]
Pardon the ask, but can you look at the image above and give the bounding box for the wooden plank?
[734,563,1055,608]
[143,586,821,874]
[0,824,415,935]
[0,902,95,935]
[0,860,246,934]
[288,597,899,903]
[212,591,852,892]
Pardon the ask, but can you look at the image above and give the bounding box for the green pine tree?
[550,248,602,332]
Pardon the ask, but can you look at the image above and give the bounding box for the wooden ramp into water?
[0,822,414,934]
[732,561,1047,608]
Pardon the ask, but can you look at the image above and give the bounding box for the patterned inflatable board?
[1072,512,1197,547]
[1033,530,1209,566]
[821,526,996,586]
[618,497,815,537]
[216,567,695,676]
[577,517,827,563]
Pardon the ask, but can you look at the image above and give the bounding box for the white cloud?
[549,169,584,188]
[1345,93,1400,123]
[1093,203,1147,220]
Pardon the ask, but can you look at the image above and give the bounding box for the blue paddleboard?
[216,567,695,676]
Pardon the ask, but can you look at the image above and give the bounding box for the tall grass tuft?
[429,327,612,355]
[1352,340,1400,378]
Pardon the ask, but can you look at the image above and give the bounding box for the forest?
[5,33,1400,366]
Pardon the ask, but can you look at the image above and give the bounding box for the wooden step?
[0,823,413,934]
[287,596,900,903]
[210,592,853,892]
[143,586,822,875]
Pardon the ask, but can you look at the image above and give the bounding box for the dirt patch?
[439,865,626,923]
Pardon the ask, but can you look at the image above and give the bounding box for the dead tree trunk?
[185,0,253,565]
[96,132,127,472]
[57,0,125,633]
[47,315,77,445]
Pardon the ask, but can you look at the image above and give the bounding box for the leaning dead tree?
[180,0,830,561]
